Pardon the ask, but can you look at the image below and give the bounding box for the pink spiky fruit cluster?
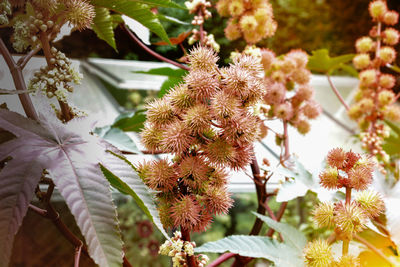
[139,46,265,232]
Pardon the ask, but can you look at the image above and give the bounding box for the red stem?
[74,242,83,267]
[327,74,350,111]
[208,253,236,267]
[121,24,190,71]
[181,228,197,267]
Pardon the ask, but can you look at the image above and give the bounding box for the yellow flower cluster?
[350,0,400,164]
[216,0,277,44]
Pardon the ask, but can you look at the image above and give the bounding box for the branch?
[327,75,350,111]
[31,180,133,267]
[121,24,190,71]
[208,253,235,267]
[0,88,30,94]
[0,38,39,120]
[17,46,41,69]
[354,234,395,266]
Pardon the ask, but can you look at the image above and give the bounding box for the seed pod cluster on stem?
[216,0,277,44]
[304,148,385,267]
[349,0,400,166]
[139,46,265,265]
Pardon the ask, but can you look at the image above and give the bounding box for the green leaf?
[91,0,170,44]
[135,67,187,96]
[101,152,170,239]
[95,126,140,153]
[276,158,317,202]
[132,0,185,9]
[252,212,307,251]
[195,235,303,267]
[385,120,400,137]
[383,120,400,156]
[112,110,147,132]
[92,7,117,50]
[388,64,400,74]
[307,49,355,74]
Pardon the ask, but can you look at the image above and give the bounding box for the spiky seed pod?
[302,100,322,119]
[292,85,314,107]
[192,210,213,232]
[295,119,311,135]
[222,65,253,98]
[170,196,201,230]
[188,46,219,71]
[146,98,175,126]
[319,167,339,190]
[303,239,334,267]
[348,165,373,190]
[355,190,385,218]
[337,255,360,267]
[222,113,260,146]
[353,54,371,69]
[280,57,296,74]
[32,0,58,11]
[357,98,374,113]
[292,68,311,85]
[264,82,286,105]
[146,159,177,192]
[334,201,368,235]
[287,49,309,69]
[167,84,195,111]
[179,156,209,189]
[65,0,95,31]
[135,160,152,182]
[368,0,387,20]
[382,28,400,45]
[240,14,258,33]
[225,19,242,40]
[205,138,236,166]
[378,46,396,64]
[356,155,376,173]
[228,144,254,170]
[207,166,229,188]
[383,11,399,25]
[185,70,219,101]
[204,186,233,214]
[183,104,211,133]
[379,74,396,89]
[141,124,164,152]
[327,148,347,169]
[383,105,400,121]
[359,69,378,87]
[355,37,374,53]
[260,49,276,71]
[211,90,241,120]
[161,120,195,154]
[215,0,230,17]
[158,201,174,229]
[343,151,361,171]
[228,0,245,17]
[378,90,395,106]
[274,102,294,121]
[233,54,263,76]
[313,202,335,228]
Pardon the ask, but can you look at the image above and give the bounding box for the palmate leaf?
[91,0,170,44]
[112,109,147,132]
[252,212,307,251]
[100,152,170,239]
[92,7,117,50]
[0,109,124,267]
[95,126,140,154]
[307,49,355,74]
[194,235,304,267]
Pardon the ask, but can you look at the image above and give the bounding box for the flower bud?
[378,46,396,64]
[383,28,400,45]
[225,19,242,40]
[368,0,387,20]
[378,90,395,106]
[379,74,396,89]
[359,69,377,87]
[353,53,370,69]
[383,10,399,25]
[355,37,374,53]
